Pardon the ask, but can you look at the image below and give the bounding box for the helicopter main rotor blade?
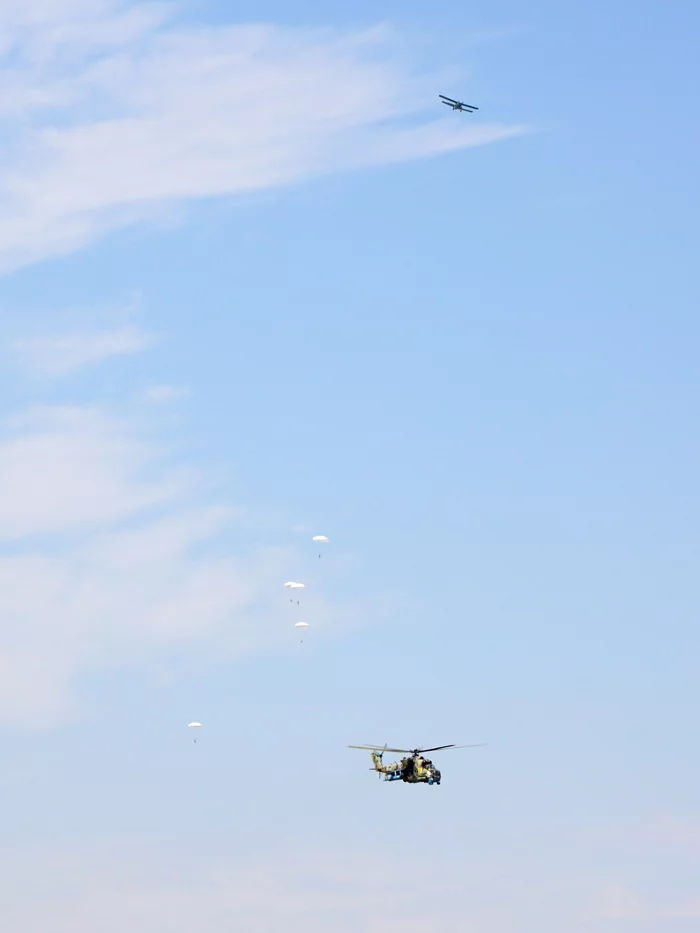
[349,743,487,754]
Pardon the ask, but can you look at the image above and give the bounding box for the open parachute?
[188,722,203,743]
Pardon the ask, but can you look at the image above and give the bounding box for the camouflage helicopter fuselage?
[350,741,486,783]
[370,750,441,785]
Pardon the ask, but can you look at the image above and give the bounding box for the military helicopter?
[348,742,486,785]
[439,94,479,113]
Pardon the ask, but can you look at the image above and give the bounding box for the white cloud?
[0,1,526,271]
[7,838,692,933]
[592,813,700,851]
[10,323,154,375]
[142,384,190,404]
[0,402,345,726]
[0,406,180,538]
[647,813,700,848]
[580,880,700,927]
[0,507,260,725]
[584,883,642,920]
[0,841,536,933]
[0,844,417,932]
[662,900,700,919]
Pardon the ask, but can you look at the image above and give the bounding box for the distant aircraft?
[439,94,479,113]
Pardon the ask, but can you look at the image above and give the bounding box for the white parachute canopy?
[188,722,202,743]
[295,622,309,629]
[312,536,329,543]
[284,581,306,589]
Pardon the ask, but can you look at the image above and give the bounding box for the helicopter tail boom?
[370,750,403,781]
[370,751,383,771]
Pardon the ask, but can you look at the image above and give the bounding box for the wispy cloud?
[0,406,179,537]
[142,384,190,404]
[588,812,700,851]
[582,883,643,921]
[0,841,556,933]
[0,401,346,726]
[10,323,154,375]
[4,837,692,933]
[0,843,456,932]
[0,1,526,272]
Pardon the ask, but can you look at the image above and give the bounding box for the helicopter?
[439,94,479,113]
[348,743,486,785]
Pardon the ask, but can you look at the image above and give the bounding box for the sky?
[0,0,698,930]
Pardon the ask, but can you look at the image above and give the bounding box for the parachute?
[188,722,202,743]
[295,620,309,644]
[313,535,328,558]
[284,581,305,607]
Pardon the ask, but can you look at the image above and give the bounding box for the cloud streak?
[0,402,342,726]
[142,384,190,404]
[11,323,154,375]
[0,1,526,271]
[3,836,695,933]
[0,406,179,538]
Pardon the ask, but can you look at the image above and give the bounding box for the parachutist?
[188,722,203,743]
[313,535,328,560]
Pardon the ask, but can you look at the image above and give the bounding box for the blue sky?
[0,1,698,930]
